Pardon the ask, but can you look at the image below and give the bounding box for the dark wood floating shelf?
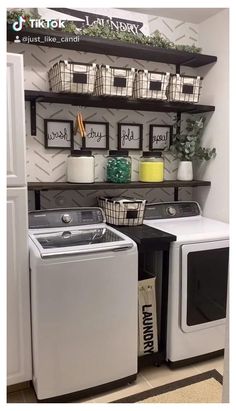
[25,90,215,114]
[28,180,211,191]
[7,26,217,68]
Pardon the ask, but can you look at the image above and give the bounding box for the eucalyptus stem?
[169,117,216,161]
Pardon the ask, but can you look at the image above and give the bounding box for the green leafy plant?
[7,8,41,24]
[170,117,216,161]
[80,23,202,53]
[61,21,78,34]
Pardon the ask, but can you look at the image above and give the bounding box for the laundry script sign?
[149,125,172,151]
[44,119,73,149]
[118,123,143,150]
[83,122,109,150]
[47,8,146,35]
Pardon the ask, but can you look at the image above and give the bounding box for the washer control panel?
[144,202,201,220]
[29,208,105,229]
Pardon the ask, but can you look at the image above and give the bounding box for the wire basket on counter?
[133,70,170,100]
[98,196,146,226]
[95,65,136,97]
[168,74,202,103]
[48,60,97,94]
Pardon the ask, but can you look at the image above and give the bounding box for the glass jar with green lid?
[139,151,164,182]
[106,150,132,183]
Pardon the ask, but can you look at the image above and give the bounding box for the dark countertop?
[114,224,176,250]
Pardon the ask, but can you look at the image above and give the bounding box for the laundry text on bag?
[142,305,155,354]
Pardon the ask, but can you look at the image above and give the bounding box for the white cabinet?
[7,52,32,386]
[7,188,32,385]
[7,53,26,187]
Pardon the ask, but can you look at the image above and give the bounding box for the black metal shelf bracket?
[34,190,41,210]
[174,187,179,201]
[30,100,36,136]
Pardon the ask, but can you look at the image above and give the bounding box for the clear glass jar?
[139,151,164,182]
[67,150,95,183]
[106,150,132,183]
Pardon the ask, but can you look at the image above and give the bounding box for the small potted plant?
[170,116,216,181]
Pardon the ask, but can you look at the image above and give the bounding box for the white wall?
[193,9,229,222]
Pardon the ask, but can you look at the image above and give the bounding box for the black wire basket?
[95,65,136,97]
[98,196,146,226]
[133,70,170,100]
[168,74,202,103]
[48,60,97,94]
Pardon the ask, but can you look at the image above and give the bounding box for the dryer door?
[181,240,229,333]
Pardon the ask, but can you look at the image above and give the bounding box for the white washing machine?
[144,201,229,367]
[29,207,138,401]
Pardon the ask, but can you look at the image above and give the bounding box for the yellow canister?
[139,151,164,182]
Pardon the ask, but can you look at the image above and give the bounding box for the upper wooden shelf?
[27,180,211,191]
[7,26,217,68]
[25,90,215,114]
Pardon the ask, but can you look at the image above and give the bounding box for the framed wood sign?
[82,121,109,150]
[44,119,73,149]
[149,124,173,151]
[118,123,143,150]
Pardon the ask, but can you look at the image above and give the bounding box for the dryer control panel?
[144,201,201,220]
[29,208,105,229]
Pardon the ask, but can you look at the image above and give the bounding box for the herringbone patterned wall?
[8,12,199,209]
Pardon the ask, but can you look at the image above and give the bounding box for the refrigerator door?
[7,53,26,187]
[7,187,32,385]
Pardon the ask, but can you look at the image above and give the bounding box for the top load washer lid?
[34,227,122,249]
[29,225,134,258]
[29,207,135,258]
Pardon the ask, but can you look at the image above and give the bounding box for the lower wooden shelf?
[27,180,211,209]
[27,180,211,191]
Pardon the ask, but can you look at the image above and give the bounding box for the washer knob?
[62,213,72,224]
[167,206,176,216]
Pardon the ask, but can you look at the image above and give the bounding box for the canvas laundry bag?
[138,277,158,356]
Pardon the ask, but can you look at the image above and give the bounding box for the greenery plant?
[170,117,216,161]
[61,21,78,34]
[80,24,202,53]
[7,8,40,24]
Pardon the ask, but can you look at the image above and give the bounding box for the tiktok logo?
[13,16,26,32]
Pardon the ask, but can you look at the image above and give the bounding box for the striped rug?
[112,370,223,403]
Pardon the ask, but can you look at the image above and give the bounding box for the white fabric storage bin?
[95,65,135,97]
[168,74,201,103]
[48,60,97,94]
[138,276,158,356]
[133,70,170,100]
